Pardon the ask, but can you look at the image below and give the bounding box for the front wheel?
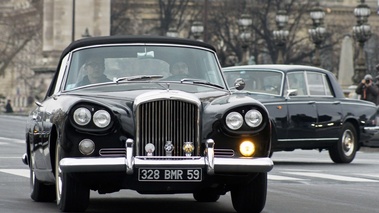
[231,173,267,213]
[328,123,357,164]
[55,143,89,212]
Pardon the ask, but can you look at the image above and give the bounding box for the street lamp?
[352,0,371,84]
[238,13,252,65]
[191,21,204,41]
[308,2,326,67]
[272,9,289,64]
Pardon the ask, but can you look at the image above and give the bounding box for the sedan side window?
[287,72,307,96]
[307,72,332,96]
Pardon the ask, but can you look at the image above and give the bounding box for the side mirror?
[233,78,245,90]
[285,89,298,99]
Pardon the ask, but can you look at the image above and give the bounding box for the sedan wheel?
[55,143,90,212]
[231,173,267,213]
[329,123,357,164]
[30,154,55,202]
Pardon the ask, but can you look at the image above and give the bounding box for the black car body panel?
[223,64,379,163]
[24,36,272,212]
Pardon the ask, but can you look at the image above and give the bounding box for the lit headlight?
[245,109,263,128]
[239,141,255,157]
[226,112,243,130]
[93,110,111,128]
[73,107,91,126]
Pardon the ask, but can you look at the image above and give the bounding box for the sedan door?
[284,72,318,140]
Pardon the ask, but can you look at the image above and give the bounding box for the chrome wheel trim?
[342,129,354,156]
[30,154,36,193]
[55,145,62,204]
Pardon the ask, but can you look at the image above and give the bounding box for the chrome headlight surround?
[93,110,111,128]
[245,109,263,128]
[225,112,244,130]
[73,107,92,126]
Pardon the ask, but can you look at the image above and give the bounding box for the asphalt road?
[1,114,379,213]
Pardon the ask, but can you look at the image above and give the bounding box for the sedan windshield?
[64,45,225,90]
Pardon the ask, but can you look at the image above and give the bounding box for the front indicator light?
[79,139,95,155]
[239,141,255,157]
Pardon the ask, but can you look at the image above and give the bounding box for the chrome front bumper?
[60,139,274,175]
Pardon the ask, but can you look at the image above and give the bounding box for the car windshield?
[64,45,225,90]
[224,69,284,96]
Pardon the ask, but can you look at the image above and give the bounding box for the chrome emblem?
[164,141,174,156]
[145,143,155,156]
[183,141,194,157]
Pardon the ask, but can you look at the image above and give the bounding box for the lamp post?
[238,13,252,65]
[191,21,204,41]
[352,0,371,84]
[272,9,289,64]
[308,3,326,67]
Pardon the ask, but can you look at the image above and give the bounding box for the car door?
[285,72,318,140]
[307,71,342,140]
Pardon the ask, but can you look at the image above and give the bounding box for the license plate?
[138,168,202,182]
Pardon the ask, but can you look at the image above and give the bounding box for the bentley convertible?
[22,36,273,213]
[223,64,379,164]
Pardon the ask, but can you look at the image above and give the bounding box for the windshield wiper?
[179,78,225,89]
[115,75,164,83]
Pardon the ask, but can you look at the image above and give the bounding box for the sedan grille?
[136,99,200,156]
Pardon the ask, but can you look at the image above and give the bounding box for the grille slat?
[137,99,199,156]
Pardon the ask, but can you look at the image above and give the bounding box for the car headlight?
[73,107,91,126]
[93,110,111,128]
[226,112,243,130]
[245,109,263,128]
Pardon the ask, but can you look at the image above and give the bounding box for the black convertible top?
[60,35,216,60]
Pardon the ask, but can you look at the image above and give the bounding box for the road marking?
[0,169,29,178]
[0,137,24,144]
[268,174,306,181]
[284,172,379,182]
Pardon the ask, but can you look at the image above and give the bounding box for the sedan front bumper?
[60,139,273,175]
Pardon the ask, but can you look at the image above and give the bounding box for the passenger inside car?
[76,58,111,87]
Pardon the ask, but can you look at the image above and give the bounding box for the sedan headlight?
[244,109,263,128]
[93,110,111,128]
[226,112,243,130]
[73,107,91,126]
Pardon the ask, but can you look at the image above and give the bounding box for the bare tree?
[0,0,42,77]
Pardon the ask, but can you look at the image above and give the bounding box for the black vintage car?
[22,36,273,213]
[223,64,379,164]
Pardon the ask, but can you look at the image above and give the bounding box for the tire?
[30,154,56,202]
[231,173,267,213]
[328,123,357,164]
[55,143,90,212]
[193,189,220,202]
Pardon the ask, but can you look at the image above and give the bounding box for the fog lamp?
[239,141,255,157]
[79,139,95,155]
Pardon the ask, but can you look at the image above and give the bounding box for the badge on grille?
[183,142,194,157]
[164,141,174,156]
[145,143,155,156]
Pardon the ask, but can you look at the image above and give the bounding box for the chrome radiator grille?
[136,99,199,156]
